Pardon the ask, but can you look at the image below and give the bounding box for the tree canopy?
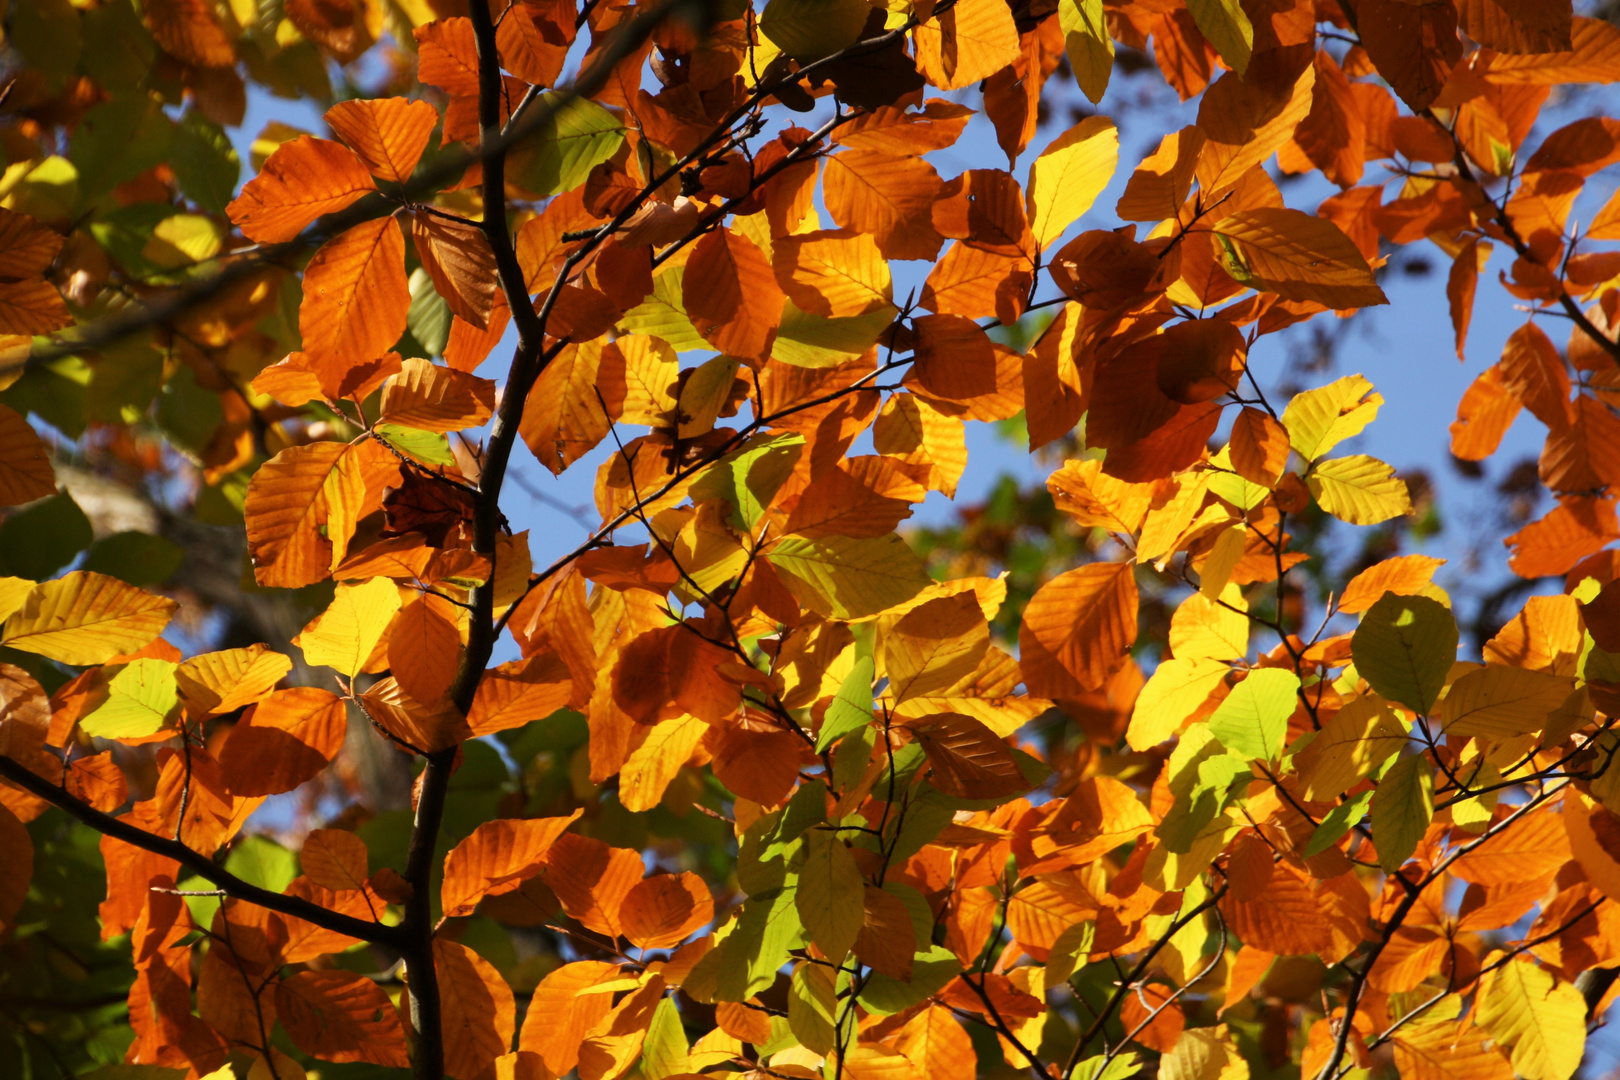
[4,1,1620,1079]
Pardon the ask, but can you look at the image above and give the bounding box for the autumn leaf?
[227,136,376,243]
[1019,561,1138,698]
[441,811,583,917]
[2,572,177,666]
[1213,208,1389,310]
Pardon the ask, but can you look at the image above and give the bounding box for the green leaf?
[377,423,457,465]
[171,111,240,214]
[858,944,961,1015]
[80,532,184,587]
[1186,0,1253,75]
[690,433,805,531]
[81,658,180,739]
[406,266,453,357]
[1206,667,1299,762]
[759,0,871,61]
[0,492,92,580]
[1047,920,1096,985]
[1072,1052,1142,1080]
[1059,0,1114,104]
[641,996,691,1080]
[716,883,807,1001]
[1308,455,1412,525]
[511,92,626,198]
[788,961,838,1055]
[773,301,897,369]
[71,94,174,197]
[1304,788,1374,857]
[766,779,828,857]
[1352,592,1457,714]
[1370,752,1432,872]
[620,269,708,352]
[817,655,874,752]
[795,829,864,964]
[767,533,931,620]
[81,0,155,93]
[9,0,82,92]
[225,835,299,892]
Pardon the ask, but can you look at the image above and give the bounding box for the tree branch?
[0,754,400,948]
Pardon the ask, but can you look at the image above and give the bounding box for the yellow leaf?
[0,577,35,624]
[1169,584,1248,661]
[1307,455,1412,525]
[878,592,991,703]
[1437,665,1575,740]
[2,571,177,666]
[618,715,705,812]
[295,577,402,678]
[1475,960,1586,1080]
[1392,1019,1514,1080]
[1294,694,1407,802]
[1059,0,1113,104]
[176,644,294,715]
[1214,208,1388,310]
[80,658,181,739]
[914,0,1020,91]
[1128,657,1228,750]
[796,828,864,964]
[767,534,932,620]
[1027,116,1119,251]
[1282,374,1382,461]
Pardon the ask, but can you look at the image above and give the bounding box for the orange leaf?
[518,961,621,1075]
[1506,495,1619,578]
[1450,362,1522,461]
[468,653,573,735]
[1229,407,1291,488]
[387,594,461,708]
[300,828,370,893]
[218,687,347,797]
[300,216,409,371]
[1355,0,1461,111]
[380,357,496,433]
[325,97,438,183]
[0,403,57,508]
[275,970,411,1067]
[142,0,236,67]
[244,441,346,588]
[910,314,998,400]
[620,872,714,949]
[683,228,783,363]
[415,18,482,95]
[441,810,583,917]
[824,150,946,261]
[542,834,643,937]
[1338,555,1447,614]
[432,938,516,1080]
[519,339,614,475]
[228,136,377,243]
[855,884,916,979]
[1018,561,1138,697]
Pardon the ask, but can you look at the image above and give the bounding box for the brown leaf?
[413,211,499,329]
